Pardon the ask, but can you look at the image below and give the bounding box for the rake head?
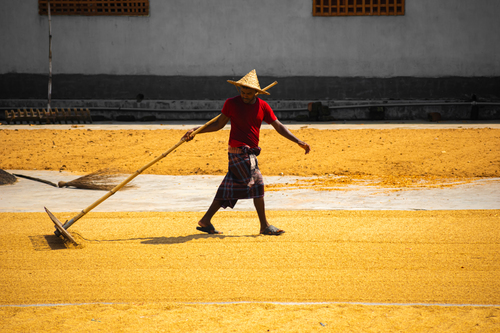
[58,168,136,191]
[44,207,78,245]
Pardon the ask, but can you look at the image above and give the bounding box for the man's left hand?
[298,141,311,154]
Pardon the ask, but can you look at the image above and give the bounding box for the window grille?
[313,0,405,16]
[39,0,149,16]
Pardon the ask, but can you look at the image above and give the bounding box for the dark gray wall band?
[1,74,499,101]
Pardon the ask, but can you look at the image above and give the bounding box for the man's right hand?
[182,127,199,141]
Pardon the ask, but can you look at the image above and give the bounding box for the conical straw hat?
[227,69,271,95]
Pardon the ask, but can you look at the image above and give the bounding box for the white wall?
[1,0,499,77]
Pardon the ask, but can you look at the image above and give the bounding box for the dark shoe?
[196,225,223,234]
[261,225,285,236]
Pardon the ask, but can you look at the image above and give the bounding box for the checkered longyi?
[215,146,264,209]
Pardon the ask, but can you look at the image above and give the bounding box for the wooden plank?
[86,108,93,123]
[35,109,43,124]
[29,108,38,123]
[53,108,61,124]
[324,0,330,15]
[9,110,17,124]
[64,108,71,123]
[313,0,321,16]
[20,109,24,124]
[398,0,405,15]
[5,110,12,124]
[73,108,80,123]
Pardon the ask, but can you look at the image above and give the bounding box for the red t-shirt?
[222,96,277,148]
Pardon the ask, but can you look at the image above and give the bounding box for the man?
[183,69,310,235]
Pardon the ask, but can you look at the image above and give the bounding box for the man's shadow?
[140,233,259,245]
[91,234,258,245]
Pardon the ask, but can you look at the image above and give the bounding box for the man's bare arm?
[270,120,311,154]
[183,114,230,141]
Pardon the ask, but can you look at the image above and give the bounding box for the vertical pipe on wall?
[47,0,52,112]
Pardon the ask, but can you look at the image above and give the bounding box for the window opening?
[39,0,149,16]
[313,0,405,16]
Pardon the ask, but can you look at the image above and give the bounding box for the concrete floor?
[1,170,498,213]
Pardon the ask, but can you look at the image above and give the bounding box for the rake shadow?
[29,235,68,251]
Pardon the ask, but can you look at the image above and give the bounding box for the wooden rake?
[45,81,277,245]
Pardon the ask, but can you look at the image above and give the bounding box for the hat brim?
[227,80,271,95]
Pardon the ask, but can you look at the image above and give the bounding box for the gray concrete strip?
[1,170,498,213]
[1,120,500,131]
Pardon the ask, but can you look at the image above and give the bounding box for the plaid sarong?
[215,146,264,209]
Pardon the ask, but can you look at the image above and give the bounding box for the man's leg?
[253,197,269,233]
[198,199,222,229]
[254,197,285,235]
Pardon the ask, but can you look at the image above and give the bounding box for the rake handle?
[12,173,58,188]
[57,80,277,233]
[260,81,278,93]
